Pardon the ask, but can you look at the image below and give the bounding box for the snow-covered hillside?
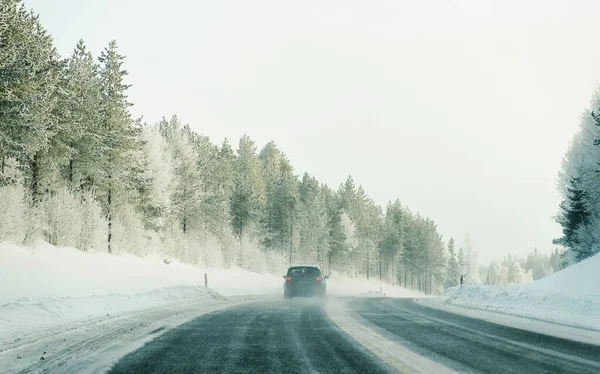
[0,242,282,302]
[439,253,600,331]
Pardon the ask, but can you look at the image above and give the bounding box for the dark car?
[283,266,328,299]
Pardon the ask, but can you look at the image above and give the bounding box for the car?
[283,265,328,299]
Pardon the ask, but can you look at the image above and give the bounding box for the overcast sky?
[25,0,600,262]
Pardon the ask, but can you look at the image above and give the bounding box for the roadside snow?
[0,295,252,374]
[0,242,282,303]
[0,242,282,372]
[0,242,281,351]
[433,253,600,338]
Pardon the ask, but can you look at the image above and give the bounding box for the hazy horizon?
[24,0,600,263]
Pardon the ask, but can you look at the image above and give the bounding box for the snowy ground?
[424,252,600,344]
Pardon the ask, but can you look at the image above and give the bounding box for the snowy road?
[107,297,600,374]
[108,298,395,374]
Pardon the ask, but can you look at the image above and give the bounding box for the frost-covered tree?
[259,141,298,257]
[230,135,266,244]
[0,1,63,196]
[0,3,458,287]
[446,238,459,287]
[556,88,600,263]
[297,173,329,267]
[324,185,347,274]
[167,118,203,234]
[380,200,404,282]
[97,40,138,253]
[457,246,466,278]
[462,234,480,284]
[62,40,105,189]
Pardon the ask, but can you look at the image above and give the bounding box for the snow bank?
[522,251,600,296]
[441,253,600,330]
[0,285,219,346]
[0,242,282,348]
[0,242,282,303]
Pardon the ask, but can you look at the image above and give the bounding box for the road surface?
[108,297,600,374]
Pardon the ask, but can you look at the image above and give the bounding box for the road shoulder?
[417,297,600,346]
[0,296,255,373]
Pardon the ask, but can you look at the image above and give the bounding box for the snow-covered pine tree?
[62,40,105,189]
[462,234,480,284]
[0,1,62,197]
[446,238,459,287]
[97,40,136,253]
[457,246,466,279]
[556,88,600,263]
[259,141,298,253]
[297,173,330,267]
[381,200,404,283]
[324,185,346,274]
[230,135,266,263]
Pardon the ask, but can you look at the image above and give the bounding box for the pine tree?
[297,173,330,267]
[462,234,479,284]
[259,141,284,249]
[380,200,404,283]
[168,118,202,234]
[446,238,459,287]
[209,138,236,236]
[457,246,466,278]
[324,185,346,274]
[230,135,265,239]
[62,40,105,188]
[0,1,63,195]
[97,40,135,253]
[555,177,589,255]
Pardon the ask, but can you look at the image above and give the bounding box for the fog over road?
[108,297,600,374]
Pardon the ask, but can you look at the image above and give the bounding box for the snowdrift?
[0,242,283,347]
[0,242,283,302]
[442,253,600,330]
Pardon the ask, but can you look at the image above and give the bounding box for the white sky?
[24,0,600,263]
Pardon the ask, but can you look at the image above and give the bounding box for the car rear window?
[287,267,321,277]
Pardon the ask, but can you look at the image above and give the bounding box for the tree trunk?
[107,188,112,254]
[238,226,243,267]
[379,247,382,281]
[31,152,40,201]
[366,251,370,280]
[69,159,73,184]
[183,187,187,234]
[289,210,293,265]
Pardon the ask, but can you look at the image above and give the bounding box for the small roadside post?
[205,273,208,288]
[460,275,464,288]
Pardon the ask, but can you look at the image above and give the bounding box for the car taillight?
[316,277,323,281]
[285,277,292,281]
